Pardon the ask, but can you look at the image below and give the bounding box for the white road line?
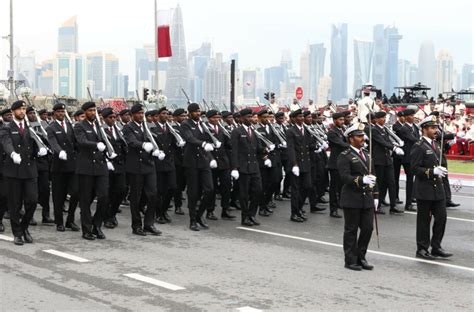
[404,211,474,223]
[123,273,185,291]
[237,227,474,273]
[42,249,90,263]
[237,307,263,312]
[0,234,13,242]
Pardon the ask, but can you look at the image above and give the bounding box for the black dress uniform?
[47,116,79,231]
[171,118,186,215]
[74,107,109,239]
[0,122,9,232]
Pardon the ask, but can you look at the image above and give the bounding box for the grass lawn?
[448,160,474,174]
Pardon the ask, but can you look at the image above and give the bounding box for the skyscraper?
[383,26,402,96]
[353,39,373,93]
[417,41,436,94]
[53,53,87,98]
[308,43,326,101]
[461,64,474,89]
[105,53,119,97]
[372,24,385,91]
[165,4,189,107]
[436,49,453,96]
[87,52,104,97]
[58,16,78,53]
[330,23,348,101]
[204,53,228,106]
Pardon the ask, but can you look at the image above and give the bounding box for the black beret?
[157,106,168,114]
[101,107,114,118]
[429,111,440,117]
[188,103,201,113]
[303,111,311,117]
[396,111,404,117]
[332,112,345,119]
[0,108,11,116]
[38,109,48,115]
[130,104,144,114]
[290,109,303,118]
[26,106,34,113]
[222,111,232,118]
[11,100,26,110]
[239,108,253,116]
[403,109,415,116]
[366,113,375,120]
[257,109,268,116]
[275,112,284,118]
[374,111,387,119]
[268,110,274,115]
[206,109,220,118]
[233,112,241,118]
[53,103,66,111]
[119,109,130,116]
[145,110,158,117]
[73,109,84,117]
[81,101,96,111]
[342,111,351,117]
[172,108,186,117]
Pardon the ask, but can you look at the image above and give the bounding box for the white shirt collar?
[13,118,24,128]
[423,136,432,144]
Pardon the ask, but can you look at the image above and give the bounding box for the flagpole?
[154,0,159,93]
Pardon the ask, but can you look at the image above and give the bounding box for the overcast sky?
[0,0,472,87]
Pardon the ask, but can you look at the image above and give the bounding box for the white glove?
[433,166,448,177]
[292,166,300,177]
[396,140,405,147]
[279,142,287,149]
[363,142,368,149]
[11,152,21,165]
[142,142,153,153]
[107,161,115,171]
[363,174,377,186]
[315,147,322,153]
[231,169,239,180]
[37,147,48,157]
[393,147,405,156]
[204,143,214,152]
[214,141,222,149]
[268,144,275,152]
[321,142,329,150]
[97,142,106,152]
[152,149,166,160]
[374,199,379,210]
[177,140,186,147]
[264,159,272,168]
[210,160,218,168]
[108,152,118,160]
[59,150,68,160]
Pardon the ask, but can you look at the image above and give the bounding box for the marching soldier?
[338,123,378,271]
[411,115,452,259]
[2,100,47,245]
[312,112,330,203]
[117,109,131,130]
[46,102,80,232]
[171,108,187,215]
[0,119,7,233]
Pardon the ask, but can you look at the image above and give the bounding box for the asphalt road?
[0,189,473,311]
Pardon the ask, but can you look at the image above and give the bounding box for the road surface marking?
[404,211,474,223]
[237,227,474,273]
[124,273,185,290]
[43,249,90,263]
[0,234,13,242]
[237,307,263,312]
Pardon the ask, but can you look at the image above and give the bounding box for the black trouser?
[106,171,127,221]
[290,171,311,215]
[238,172,262,218]
[319,157,329,198]
[210,168,231,214]
[442,176,452,202]
[186,167,213,222]
[52,171,79,226]
[173,165,186,209]
[394,158,414,205]
[156,170,177,217]
[78,174,108,234]
[282,159,291,194]
[259,166,278,209]
[0,174,8,221]
[128,172,157,230]
[5,177,38,237]
[416,199,447,251]
[343,207,374,265]
[329,169,342,212]
[309,164,319,209]
[37,170,51,219]
[375,164,397,209]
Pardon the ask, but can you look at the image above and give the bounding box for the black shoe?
[117,208,122,213]
[330,211,342,218]
[318,197,329,204]
[112,217,118,226]
[23,230,33,243]
[206,212,218,221]
[412,199,417,203]
[405,205,417,212]
[359,259,374,270]
[298,212,308,221]
[390,208,404,214]
[249,216,260,226]
[156,216,167,224]
[282,193,291,199]
[310,206,326,213]
[396,199,403,204]
[189,222,200,231]
[0,222,4,233]
[416,249,436,260]
[345,263,362,271]
[42,217,54,225]
[290,215,304,222]
[56,225,66,232]
[175,207,185,215]
[144,226,162,236]
[13,236,24,246]
[221,211,236,220]
[268,201,276,208]
[446,201,460,208]
[266,207,274,214]
[92,227,106,239]
[375,209,386,215]
[274,195,283,201]
[431,248,453,258]
[230,201,241,210]
[163,212,172,223]
[104,221,116,229]
[66,222,80,232]
[29,218,37,226]
[241,217,253,226]
[197,218,209,229]
[381,200,389,207]
[132,228,147,236]
[82,232,96,240]
[258,209,271,217]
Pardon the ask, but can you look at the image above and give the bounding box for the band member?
[286,109,314,222]
[2,100,46,245]
[327,112,349,218]
[411,116,452,259]
[74,101,110,240]
[369,111,404,214]
[100,108,128,229]
[231,108,263,226]
[205,110,235,220]
[338,123,378,271]
[46,102,80,232]
[122,104,162,236]
[171,108,187,215]
[181,103,215,231]
[357,88,380,123]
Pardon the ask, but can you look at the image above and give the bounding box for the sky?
[0,0,473,89]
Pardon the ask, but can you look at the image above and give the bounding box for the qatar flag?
[157,10,172,58]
